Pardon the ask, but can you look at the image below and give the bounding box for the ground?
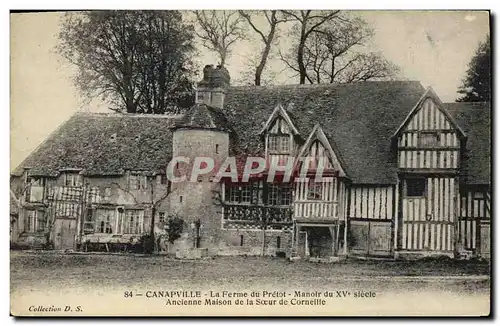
[10,251,491,316]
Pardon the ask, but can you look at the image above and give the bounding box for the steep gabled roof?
[296,124,347,177]
[259,103,300,135]
[224,81,426,183]
[445,102,491,185]
[12,113,182,177]
[393,87,466,138]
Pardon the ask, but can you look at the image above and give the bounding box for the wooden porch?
[290,219,346,260]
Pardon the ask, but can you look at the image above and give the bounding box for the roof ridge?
[74,111,184,119]
[229,80,422,90]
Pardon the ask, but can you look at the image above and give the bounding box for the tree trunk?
[297,30,307,84]
[149,181,156,254]
[254,27,276,86]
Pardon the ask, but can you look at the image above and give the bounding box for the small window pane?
[419,133,439,147]
[269,136,279,152]
[241,185,251,203]
[406,179,426,197]
[280,136,290,153]
[307,181,323,200]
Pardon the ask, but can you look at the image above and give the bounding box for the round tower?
[169,102,231,256]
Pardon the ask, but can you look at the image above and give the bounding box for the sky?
[10,10,490,170]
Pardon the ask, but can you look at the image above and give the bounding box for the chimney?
[196,64,230,110]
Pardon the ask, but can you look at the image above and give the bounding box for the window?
[158,212,166,224]
[268,183,292,206]
[419,132,439,147]
[406,179,426,197]
[55,202,80,219]
[83,209,95,234]
[276,236,281,249]
[25,210,45,232]
[122,210,143,234]
[215,144,219,154]
[225,184,253,204]
[129,173,148,190]
[103,187,112,201]
[36,212,46,232]
[241,186,251,203]
[87,187,100,203]
[25,210,35,232]
[280,137,290,153]
[179,196,183,203]
[240,235,244,246]
[64,173,81,187]
[268,135,291,154]
[160,174,168,185]
[95,210,113,234]
[307,181,323,200]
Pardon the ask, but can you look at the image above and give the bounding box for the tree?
[457,35,491,102]
[280,10,341,84]
[281,12,397,84]
[57,11,196,114]
[238,10,290,85]
[194,10,246,66]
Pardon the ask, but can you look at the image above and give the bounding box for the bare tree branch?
[194,10,246,67]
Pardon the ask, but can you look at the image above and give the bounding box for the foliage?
[57,10,196,114]
[457,35,491,102]
[166,216,185,244]
[136,234,155,254]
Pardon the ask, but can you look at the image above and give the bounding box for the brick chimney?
[196,64,230,110]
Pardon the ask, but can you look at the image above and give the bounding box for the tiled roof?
[445,102,491,185]
[173,103,233,132]
[12,83,490,185]
[223,81,426,183]
[12,113,181,177]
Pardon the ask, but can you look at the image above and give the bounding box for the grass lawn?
[10,251,490,294]
[10,251,491,316]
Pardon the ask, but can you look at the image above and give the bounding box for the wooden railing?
[294,201,338,220]
[223,204,293,224]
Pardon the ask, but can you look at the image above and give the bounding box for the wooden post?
[334,224,340,256]
[344,183,350,255]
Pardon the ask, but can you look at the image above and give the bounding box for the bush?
[167,216,184,244]
[136,234,155,254]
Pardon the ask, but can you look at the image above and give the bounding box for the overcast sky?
[10,10,489,170]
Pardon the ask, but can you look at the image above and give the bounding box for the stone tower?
[169,65,231,256]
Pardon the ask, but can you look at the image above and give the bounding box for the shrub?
[167,216,184,244]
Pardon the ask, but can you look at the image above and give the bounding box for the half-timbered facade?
[11,64,491,260]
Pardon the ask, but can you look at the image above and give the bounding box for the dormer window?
[129,172,148,190]
[268,134,291,154]
[261,104,300,157]
[64,173,81,187]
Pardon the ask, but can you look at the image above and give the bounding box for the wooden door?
[54,218,77,250]
[368,221,392,255]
